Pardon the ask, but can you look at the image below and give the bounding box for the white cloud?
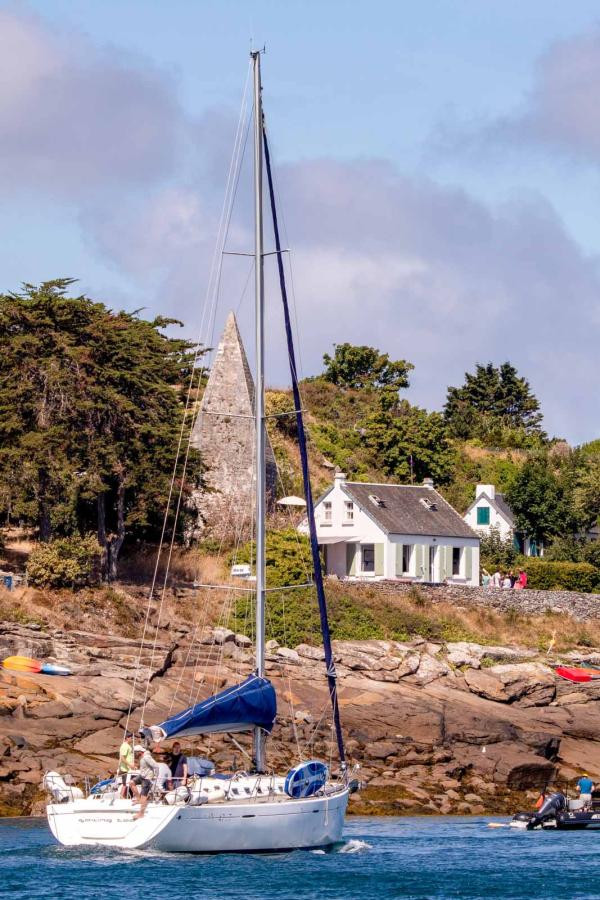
[1,9,598,444]
[441,26,600,166]
[0,9,183,195]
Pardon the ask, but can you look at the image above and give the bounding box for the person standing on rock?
[118,731,134,799]
[491,569,501,588]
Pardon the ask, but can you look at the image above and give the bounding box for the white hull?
[47,789,349,852]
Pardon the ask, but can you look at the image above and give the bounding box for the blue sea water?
[2,815,600,899]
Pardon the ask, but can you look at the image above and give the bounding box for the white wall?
[301,476,480,586]
[464,496,513,541]
[387,534,480,586]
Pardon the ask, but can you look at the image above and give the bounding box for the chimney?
[476,483,495,500]
[422,477,434,489]
[334,472,347,483]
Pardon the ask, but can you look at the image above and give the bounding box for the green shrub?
[544,536,584,562]
[232,529,314,588]
[27,534,102,588]
[517,558,599,593]
[229,582,475,647]
[480,526,518,571]
[229,586,385,648]
[582,541,600,570]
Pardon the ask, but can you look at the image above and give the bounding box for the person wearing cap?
[577,773,594,809]
[118,731,134,800]
[133,744,161,819]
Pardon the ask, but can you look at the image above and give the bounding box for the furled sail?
[144,675,277,741]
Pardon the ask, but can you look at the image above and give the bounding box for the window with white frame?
[344,501,354,522]
[323,501,332,523]
[402,544,412,574]
[452,547,461,576]
[361,543,375,573]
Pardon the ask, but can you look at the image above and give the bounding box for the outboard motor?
[527,792,566,829]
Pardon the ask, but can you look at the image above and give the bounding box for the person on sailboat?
[117,731,134,799]
[168,741,188,788]
[132,744,161,818]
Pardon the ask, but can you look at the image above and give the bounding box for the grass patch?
[0,590,44,625]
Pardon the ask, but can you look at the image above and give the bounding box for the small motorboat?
[510,791,600,830]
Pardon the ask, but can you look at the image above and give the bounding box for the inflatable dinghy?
[510,791,600,830]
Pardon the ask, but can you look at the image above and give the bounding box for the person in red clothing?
[518,569,528,589]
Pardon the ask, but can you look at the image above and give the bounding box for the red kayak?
[555,665,600,684]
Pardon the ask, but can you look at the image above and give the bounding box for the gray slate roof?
[493,493,516,527]
[341,482,479,539]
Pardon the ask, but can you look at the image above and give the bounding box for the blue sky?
[4,1,600,442]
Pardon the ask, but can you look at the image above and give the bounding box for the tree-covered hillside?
[268,343,600,560]
[0,284,598,585]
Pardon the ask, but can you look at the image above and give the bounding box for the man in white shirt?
[133,744,161,819]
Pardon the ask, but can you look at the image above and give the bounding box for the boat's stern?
[46,798,179,849]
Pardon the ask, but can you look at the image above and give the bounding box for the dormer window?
[420,497,437,511]
[344,501,354,522]
[369,494,385,507]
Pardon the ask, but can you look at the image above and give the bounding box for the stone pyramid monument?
[189,311,277,538]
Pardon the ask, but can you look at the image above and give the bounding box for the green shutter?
[423,545,431,580]
[395,543,403,577]
[465,546,472,580]
[346,543,357,576]
[439,546,450,581]
[415,544,423,578]
[477,506,490,525]
[375,543,384,576]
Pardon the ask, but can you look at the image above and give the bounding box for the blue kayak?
[40,662,73,676]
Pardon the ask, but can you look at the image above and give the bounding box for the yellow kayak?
[2,655,42,673]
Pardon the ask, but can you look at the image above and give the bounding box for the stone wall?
[358,580,600,621]
[188,311,276,539]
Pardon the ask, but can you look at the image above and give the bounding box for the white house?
[463,484,543,557]
[299,473,480,586]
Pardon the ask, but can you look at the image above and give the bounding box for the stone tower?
[189,311,277,538]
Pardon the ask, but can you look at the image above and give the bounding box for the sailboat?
[45,51,353,852]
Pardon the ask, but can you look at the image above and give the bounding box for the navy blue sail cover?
[154,675,277,740]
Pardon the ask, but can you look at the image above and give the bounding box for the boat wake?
[337,839,372,854]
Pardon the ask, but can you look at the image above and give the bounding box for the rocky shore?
[2,616,600,819]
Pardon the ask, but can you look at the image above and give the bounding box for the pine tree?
[444,362,544,445]
[0,279,203,579]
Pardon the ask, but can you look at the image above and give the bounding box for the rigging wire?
[263,120,346,766]
[125,59,253,733]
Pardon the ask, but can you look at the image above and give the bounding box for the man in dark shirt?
[169,741,188,787]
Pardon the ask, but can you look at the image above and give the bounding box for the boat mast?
[252,49,267,773]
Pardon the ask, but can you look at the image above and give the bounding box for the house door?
[429,545,437,582]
